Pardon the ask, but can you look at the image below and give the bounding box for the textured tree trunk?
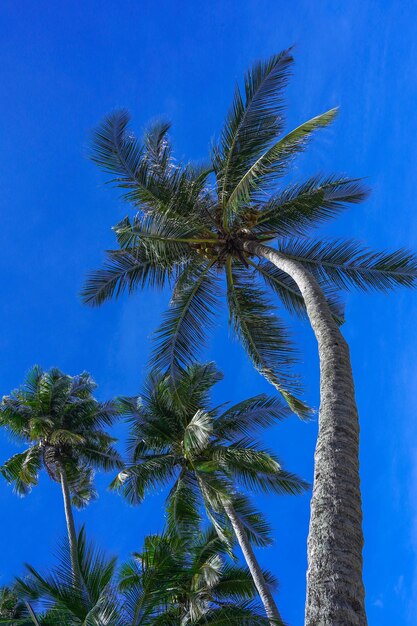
[243,240,367,626]
[59,464,81,583]
[223,501,283,625]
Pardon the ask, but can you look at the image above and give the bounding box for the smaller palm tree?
[112,362,306,624]
[120,526,274,625]
[0,366,122,584]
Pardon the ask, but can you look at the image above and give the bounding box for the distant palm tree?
[82,49,417,623]
[0,367,122,585]
[120,526,274,625]
[0,586,35,625]
[112,362,305,624]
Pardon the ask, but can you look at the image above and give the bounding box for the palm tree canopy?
[82,48,417,415]
[111,362,307,546]
[0,366,123,507]
[120,526,274,625]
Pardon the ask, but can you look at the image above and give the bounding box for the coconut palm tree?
[0,366,122,585]
[120,526,274,625]
[111,362,305,624]
[82,49,417,623]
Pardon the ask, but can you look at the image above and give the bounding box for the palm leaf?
[254,175,368,236]
[152,259,221,376]
[278,238,417,291]
[215,394,291,441]
[82,248,172,306]
[214,50,293,212]
[226,108,338,212]
[225,260,308,417]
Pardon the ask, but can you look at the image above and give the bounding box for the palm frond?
[278,238,417,291]
[152,259,221,376]
[254,175,368,236]
[166,471,201,536]
[110,456,178,505]
[225,260,309,417]
[213,443,308,495]
[1,447,42,496]
[81,248,173,306]
[183,410,213,456]
[215,394,291,441]
[214,50,293,214]
[226,108,338,212]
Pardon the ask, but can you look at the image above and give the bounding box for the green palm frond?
[278,238,417,291]
[152,259,221,376]
[225,261,308,417]
[226,108,338,213]
[1,447,42,496]
[81,248,173,306]
[110,456,178,505]
[214,50,293,212]
[173,362,223,414]
[215,394,291,441]
[254,175,368,236]
[143,119,172,173]
[213,442,308,495]
[166,471,201,536]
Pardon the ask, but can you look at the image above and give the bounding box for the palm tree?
[120,526,274,625]
[82,49,417,623]
[111,362,306,624]
[0,586,36,625]
[0,366,122,585]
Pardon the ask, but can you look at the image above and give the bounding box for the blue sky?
[1,1,417,624]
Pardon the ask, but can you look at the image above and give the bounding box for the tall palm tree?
[120,526,274,625]
[111,362,306,624]
[82,49,417,623]
[0,366,122,585]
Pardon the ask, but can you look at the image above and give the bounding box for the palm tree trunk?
[223,501,283,625]
[58,464,81,583]
[243,240,367,626]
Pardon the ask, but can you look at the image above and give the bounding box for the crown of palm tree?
[82,48,417,415]
[0,366,122,507]
[111,362,306,546]
[120,527,274,625]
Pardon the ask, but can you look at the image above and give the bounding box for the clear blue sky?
[1,1,416,624]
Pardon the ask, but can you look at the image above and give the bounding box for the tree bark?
[58,464,81,584]
[243,240,367,626]
[223,501,283,625]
